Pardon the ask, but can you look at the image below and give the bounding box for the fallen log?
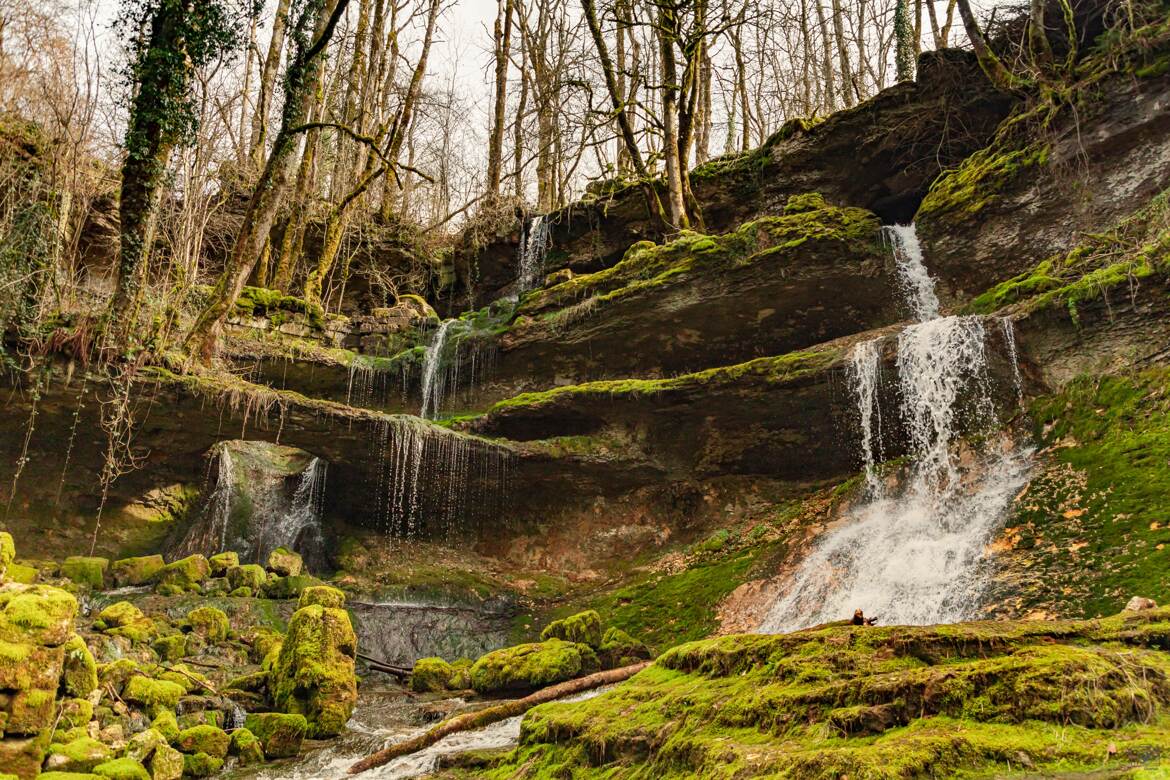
[347,660,651,775]
[356,651,412,678]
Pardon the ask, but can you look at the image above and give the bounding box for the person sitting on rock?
[852,609,878,626]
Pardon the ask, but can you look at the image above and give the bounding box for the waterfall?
[419,320,456,419]
[517,214,550,292]
[759,224,1031,632]
[207,444,235,552]
[257,456,327,564]
[372,418,512,543]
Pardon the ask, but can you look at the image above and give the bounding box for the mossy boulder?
[269,604,357,738]
[58,697,94,729]
[229,728,264,765]
[122,675,183,715]
[174,724,229,759]
[123,728,163,762]
[244,712,307,759]
[410,657,454,693]
[0,583,78,646]
[61,557,108,589]
[92,758,149,780]
[156,555,209,593]
[298,585,345,609]
[97,658,139,693]
[469,639,600,694]
[598,626,651,668]
[541,610,603,648]
[180,752,222,778]
[110,556,164,587]
[148,744,182,780]
[207,552,238,577]
[264,574,321,600]
[151,634,186,661]
[5,562,37,584]
[45,737,112,772]
[0,639,65,691]
[0,531,15,581]
[6,685,59,733]
[185,607,228,643]
[225,564,266,593]
[266,547,303,577]
[150,710,180,743]
[96,602,144,630]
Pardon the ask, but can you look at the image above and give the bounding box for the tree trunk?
[186,0,350,362]
[895,0,915,81]
[955,0,1019,91]
[655,2,688,230]
[347,661,651,775]
[582,0,648,178]
[250,0,293,172]
[486,0,513,195]
[814,0,836,113]
[829,0,855,106]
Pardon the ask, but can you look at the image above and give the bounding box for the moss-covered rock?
[155,556,209,593]
[225,564,266,592]
[229,728,264,765]
[122,676,183,715]
[45,737,113,772]
[5,562,37,584]
[150,710,180,743]
[185,607,228,643]
[469,639,600,694]
[179,752,221,778]
[61,557,108,589]
[94,601,144,629]
[297,585,345,609]
[207,552,238,577]
[174,724,229,759]
[150,634,186,661]
[540,610,602,648]
[263,574,320,600]
[266,547,302,577]
[244,712,307,759]
[148,744,182,780]
[92,758,149,780]
[410,657,454,693]
[109,556,165,587]
[58,697,94,729]
[0,583,78,646]
[0,531,15,581]
[123,728,163,763]
[0,639,65,691]
[269,604,357,738]
[598,626,651,668]
[61,634,97,697]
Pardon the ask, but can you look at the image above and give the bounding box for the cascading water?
[516,214,550,292]
[759,225,1031,632]
[419,320,455,419]
[256,456,327,564]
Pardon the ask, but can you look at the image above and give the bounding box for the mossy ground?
[988,368,1170,619]
[437,610,1170,779]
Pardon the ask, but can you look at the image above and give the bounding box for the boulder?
[207,552,238,577]
[180,753,222,778]
[110,556,165,588]
[185,607,228,643]
[598,627,652,668]
[61,557,108,589]
[469,639,600,694]
[541,610,602,648]
[0,584,78,646]
[243,712,307,759]
[268,604,357,738]
[44,737,112,772]
[226,564,266,592]
[266,547,303,577]
[156,556,209,593]
[174,725,229,759]
[229,728,265,765]
[409,657,454,693]
[93,757,150,780]
[148,744,183,780]
[297,585,346,609]
[1125,596,1158,611]
[122,676,183,716]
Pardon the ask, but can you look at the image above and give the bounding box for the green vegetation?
[234,286,326,329]
[917,143,1050,224]
[268,604,358,738]
[968,188,1170,319]
[540,610,603,648]
[452,609,1170,779]
[997,368,1170,617]
[410,657,456,693]
[468,639,600,694]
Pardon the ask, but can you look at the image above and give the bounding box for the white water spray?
[760,224,1030,632]
[419,320,456,419]
[517,214,550,292]
[259,456,327,562]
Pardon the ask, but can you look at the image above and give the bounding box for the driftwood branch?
[347,661,650,775]
[356,651,412,678]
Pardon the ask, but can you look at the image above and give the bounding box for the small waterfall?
[419,320,455,419]
[760,224,1031,632]
[517,214,550,292]
[372,418,512,543]
[206,444,236,552]
[257,456,327,564]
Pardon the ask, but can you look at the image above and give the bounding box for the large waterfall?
[759,225,1031,632]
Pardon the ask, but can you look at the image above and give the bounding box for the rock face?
[916,67,1170,305]
[449,49,1014,310]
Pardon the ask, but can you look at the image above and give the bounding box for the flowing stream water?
[516,214,550,292]
[759,225,1032,632]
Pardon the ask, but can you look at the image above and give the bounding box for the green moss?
[410,657,455,693]
[244,712,307,759]
[264,574,321,599]
[918,143,1050,224]
[91,758,149,780]
[122,675,183,715]
[62,635,97,697]
[0,583,79,645]
[61,556,108,589]
[151,710,180,742]
[297,584,345,609]
[0,531,14,580]
[5,562,37,584]
[998,369,1170,617]
[110,555,165,587]
[230,727,265,765]
[598,627,651,668]
[179,752,222,778]
[156,555,209,592]
[58,697,94,729]
[469,639,600,694]
[226,563,266,592]
[540,610,603,648]
[269,604,358,738]
[151,633,187,661]
[148,745,182,780]
[95,601,144,628]
[207,551,238,576]
[235,286,325,328]
[185,606,228,642]
[266,546,303,576]
[46,737,112,772]
[174,724,230,759]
